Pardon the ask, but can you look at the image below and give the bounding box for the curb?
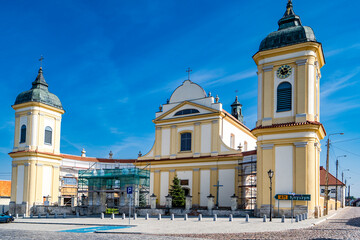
[312,212,338,226]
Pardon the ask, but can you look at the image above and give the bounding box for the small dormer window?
[44,126,52,145]
[174,109,200,116]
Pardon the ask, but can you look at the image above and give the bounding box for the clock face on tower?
[276,65,292,79]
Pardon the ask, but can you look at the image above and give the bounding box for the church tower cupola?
[231,96,243,123]
[259,0,317,52]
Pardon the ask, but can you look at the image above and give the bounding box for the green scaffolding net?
[78,167,150,193]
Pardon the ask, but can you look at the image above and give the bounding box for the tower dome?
[259,0,317,52]
[14,67,63,110]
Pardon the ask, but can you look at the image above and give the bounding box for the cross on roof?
[39,55,44,67]
[186,67,192,80]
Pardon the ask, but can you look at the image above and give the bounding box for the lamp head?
[267,169,274,178]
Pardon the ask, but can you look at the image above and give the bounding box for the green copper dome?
[259,0,317,52]
[14,67,63,110]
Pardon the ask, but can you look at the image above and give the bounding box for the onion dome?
[259,0,317,52]
[14,67,63,110]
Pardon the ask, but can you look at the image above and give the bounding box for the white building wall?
[275,146,293,208]
[16,165,24,204]
[160,171,169,205]
[222,119,256,151]
[201,124,211,153]
[200,170,210,206]
[218,169,235,207]
[161,128,170,156]
[42,166,52,197]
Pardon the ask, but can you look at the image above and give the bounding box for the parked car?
[0,214,14,223]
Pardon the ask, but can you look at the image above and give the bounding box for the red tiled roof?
[137,150,257,162]
[8,150,135,164]
[61,154,136,163]
[252,120,326,134]
[0,180,11,197]
[320,166,345,186]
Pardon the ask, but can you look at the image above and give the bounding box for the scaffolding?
[77,165,150,208]
[237,155,257,210]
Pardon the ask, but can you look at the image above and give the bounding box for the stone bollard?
[63,213,66,218]
[133,213,137,220]
[46,213,49,218]
[171,214,174,221]
[198,214,202,221]
[184,214,188,221]
[246,214,249,222]
[303,213,306,220]
[23,213,26,218]
[281,215,285,223]
[158,213,161,220]
[76,212,79,218]
[263,215,266,222]
[213,214,217,221]
[295,215,299,222]
[111,213,115,219]
[30,213,33,218]
[229,214,233,222]
[122,213,126,219]
[38,213,41,218]
[101,213,104,219]
[16,214,19,219]
[145,213,149,220]
[305,213,308,219]
[54,213,57,218]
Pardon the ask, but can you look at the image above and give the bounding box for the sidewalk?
[7,208,344,234]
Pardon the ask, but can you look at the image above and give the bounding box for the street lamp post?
[268,169,274,222]
[335,155,346,210]
[325,132,344,215]
[341,169,349,208]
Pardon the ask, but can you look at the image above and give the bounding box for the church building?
[8,0,329,218]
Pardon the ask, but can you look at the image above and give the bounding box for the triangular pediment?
[155,101,219,121]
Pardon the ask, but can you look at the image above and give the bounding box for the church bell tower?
[252,1,326,217]
[9,67,64,215]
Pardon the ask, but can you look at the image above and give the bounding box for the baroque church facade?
[9,1,327,217]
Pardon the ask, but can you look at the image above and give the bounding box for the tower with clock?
[251,0,326,217]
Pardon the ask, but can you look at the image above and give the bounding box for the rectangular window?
[180,132,191,151]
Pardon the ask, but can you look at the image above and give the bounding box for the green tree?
[169,175,185,207]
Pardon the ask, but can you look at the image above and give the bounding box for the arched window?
[277,82,292,112]
[180,132,192,151]
[174,109,200,116]
[44,126,52,145]
[20,125,26,143]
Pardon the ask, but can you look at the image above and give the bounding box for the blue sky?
[0,0,359,197]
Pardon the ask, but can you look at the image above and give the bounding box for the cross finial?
[186,67,192,80]
[39,55,44,68]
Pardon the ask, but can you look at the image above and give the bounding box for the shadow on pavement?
[346,217,360,228]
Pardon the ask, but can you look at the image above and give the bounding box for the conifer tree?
[169,175,185,207]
